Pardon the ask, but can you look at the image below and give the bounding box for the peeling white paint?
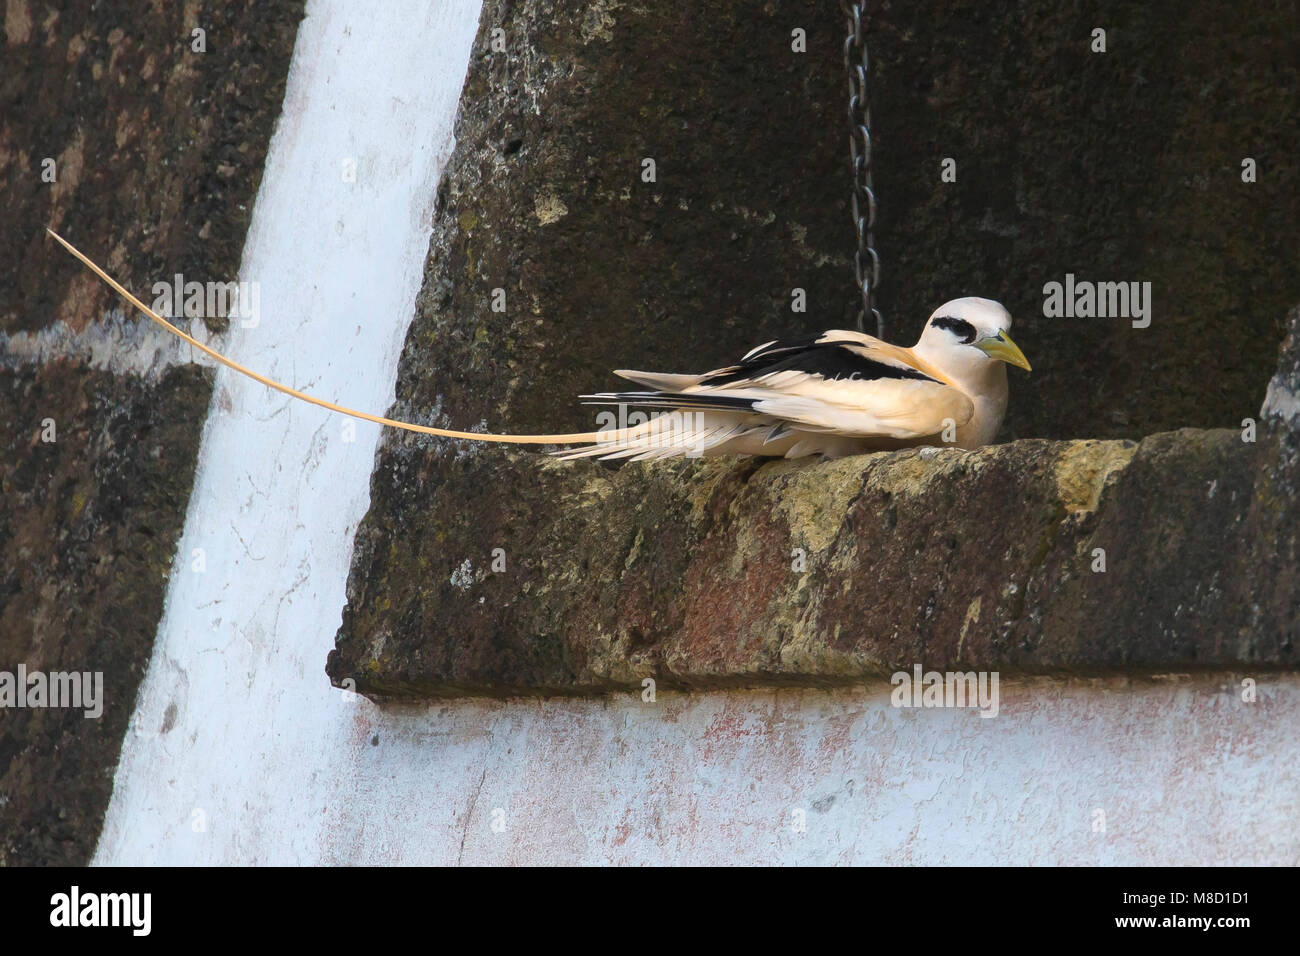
[0,313,221,382]
[1262,376,1300,424]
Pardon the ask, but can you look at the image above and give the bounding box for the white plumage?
[556,297,1031,460]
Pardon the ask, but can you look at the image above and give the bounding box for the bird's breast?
[956,373,1010,448]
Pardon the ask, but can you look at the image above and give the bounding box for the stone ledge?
[330,0,1299,702]
[329,422,1294,701]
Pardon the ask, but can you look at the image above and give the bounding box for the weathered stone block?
[331,419,1293,699]
[335,0,1299,699]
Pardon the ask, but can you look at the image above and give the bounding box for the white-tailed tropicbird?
[47,230,1030,460]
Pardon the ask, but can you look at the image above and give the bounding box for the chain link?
[842,1,883,339]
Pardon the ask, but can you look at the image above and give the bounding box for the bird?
[558,297,1031,460]
[46,230,1028,460]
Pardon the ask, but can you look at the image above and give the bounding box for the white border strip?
[93,0,483,865]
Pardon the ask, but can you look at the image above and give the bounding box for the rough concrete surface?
[0,362,208,865]
[2,0,304,334]
[98,674,1300,865]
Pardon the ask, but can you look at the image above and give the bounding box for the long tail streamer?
[45,228,602,446]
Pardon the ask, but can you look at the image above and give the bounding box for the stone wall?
[0,0,304,865]
[3,0,1296,864]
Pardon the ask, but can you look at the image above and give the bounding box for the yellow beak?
[977,330,1032,371]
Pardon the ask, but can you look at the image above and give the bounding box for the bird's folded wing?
[707,374,973,438]
[611,334,974,440]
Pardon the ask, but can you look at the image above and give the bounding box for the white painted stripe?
[93,0,483,865]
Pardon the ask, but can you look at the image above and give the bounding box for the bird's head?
[913,297,1031,381]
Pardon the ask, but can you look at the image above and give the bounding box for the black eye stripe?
[931,315,977,343]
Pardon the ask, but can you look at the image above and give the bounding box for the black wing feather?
[582,338,937,416]
[581,391,758,412]
[701,339,936,387]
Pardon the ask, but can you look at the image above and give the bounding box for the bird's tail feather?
[612,369,704,391]
[44,228,601,446]
[550,411,769,461]
[580,390,758,412]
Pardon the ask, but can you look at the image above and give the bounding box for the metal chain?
[842,1,883,339]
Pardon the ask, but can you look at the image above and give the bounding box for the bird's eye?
[930,315,977,344]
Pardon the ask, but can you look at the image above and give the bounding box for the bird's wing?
[594,331,973,440]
